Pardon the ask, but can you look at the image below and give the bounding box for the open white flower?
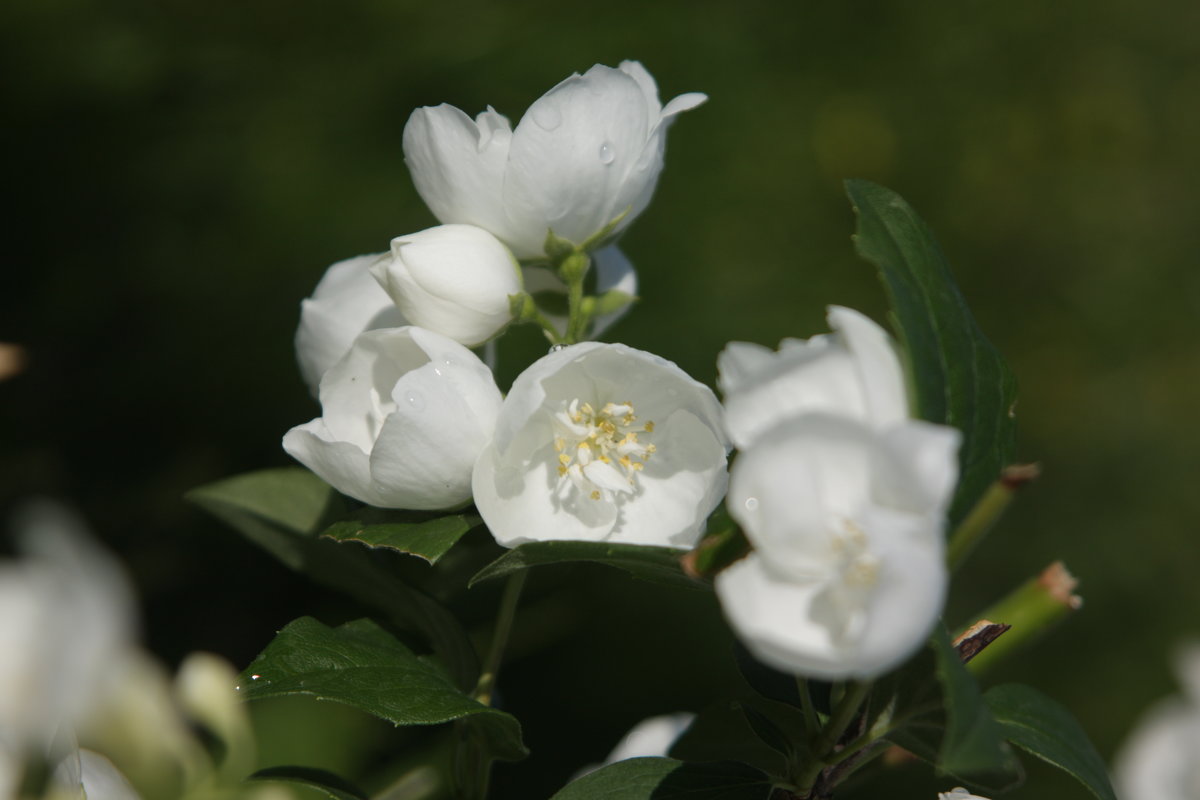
[1115,643,1200,799]
[295,253,406,396]
[473,343,729,548]
[938,790,990,800]
[370,224,522,347]
[716,414,959,679]
[284,327,502,509]
[718,306,908,449]
[404,61,706,260]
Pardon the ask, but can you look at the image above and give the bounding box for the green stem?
[560,251,592,344]
[796,677,821,735]
[474,571,528,705]
[793,681,873,796]
[946,464,1038,570]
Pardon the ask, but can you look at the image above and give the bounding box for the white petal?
[875,421,962,516]
[718,335,865,449]
[612,409,728,548]
[78,751,141,800]
[282,420,378,505]
[402,104,512,237]
[604,712,695,763]
[827,306,908,425]
[717,554,849,679]
[472,441,618,547]
[504,65,654,252]
[295,253,405,396]
[1115,697,1200,800]
[661,92,708,119]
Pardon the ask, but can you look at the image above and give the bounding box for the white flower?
[472,343,729,548]
[717,306,908,449]
[0,502,135,760]
[938,790,990,800]
[1115,643,1200,800]
[521,245,638,340]
[370,224,522,347]
[295,253,407,396]
[403,60,706,260]
[716,414,959,679]
[284,326,502,509]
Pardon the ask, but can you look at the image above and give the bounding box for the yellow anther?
[558,453,571,465]
[643,421,655,432]
[590,490,601,500]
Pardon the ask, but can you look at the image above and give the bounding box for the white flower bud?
[403,61,705,259]
[284,327,502,509]
[295,253,406,396]
[370,225,522,347]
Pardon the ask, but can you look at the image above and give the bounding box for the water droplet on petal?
[405,390,426,411]
[531,103,561,131]
[744,497,759,512]
[549,343,569,353]
[599,141,615,165]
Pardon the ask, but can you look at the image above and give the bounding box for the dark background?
[3,1,1198,797]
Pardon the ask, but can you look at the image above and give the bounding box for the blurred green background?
[3,0,1198,797]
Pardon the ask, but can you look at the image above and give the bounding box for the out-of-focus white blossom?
[285,327,502,509]
[0,502,135,760]
[370,224,522,347]
[404,61,705,260]
[473,343,728,548]
[938,789,990,800]
[295,253,406,396]
[716,414,959,679]
[718,306,908,449]
[1115,643,1200,800]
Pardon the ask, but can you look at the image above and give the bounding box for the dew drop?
[744,497,759,512]
[404,390,426,411]
[598,141,615,165]
[531,103,561,131]
[549,343,569,353]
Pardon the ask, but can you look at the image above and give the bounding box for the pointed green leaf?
[321,510,479,564]
[550,757,771,800]
[985,683,1116,800]
[468,540,701,591]
[738,704,796,760]
[239,617,526,762]
[247,766,367,800]
[932,627,1021,788]
[845,179,1018,525]
[188,469,479,690]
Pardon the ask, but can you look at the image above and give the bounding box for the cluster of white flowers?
[287,61,728,551]
[714,307,961,679]
[285,62,961,682]
[0,503,263,800]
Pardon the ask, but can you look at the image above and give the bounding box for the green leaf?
[239,617,526,762]
[321,510,479,565]
[845,179,1018,525]
[550,757,772,800]
[931,627,1021,788]
[247,766,367,800]
[469,540,702,591]
[188,469,479,690]
[985,683,1116,800]
[738,704,796,760]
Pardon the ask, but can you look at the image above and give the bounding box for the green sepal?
[543,229,577,263]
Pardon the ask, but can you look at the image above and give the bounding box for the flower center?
[553,399,656,502]
[832,519,880,588]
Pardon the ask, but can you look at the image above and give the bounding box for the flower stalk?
[947,464,1040,570]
